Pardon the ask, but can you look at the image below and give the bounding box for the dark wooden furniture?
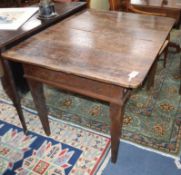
[109,0,181,27]
[0,2,87,133]
[2,9,174,163]
[128,0,181,28]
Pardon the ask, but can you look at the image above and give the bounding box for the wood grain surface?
[2,9,175,88]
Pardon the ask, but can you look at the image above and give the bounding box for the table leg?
[110,102,124,163]
[163,45,168,68]
[27,79,51,136]
[1,59,27,133]
[147,60,158,90]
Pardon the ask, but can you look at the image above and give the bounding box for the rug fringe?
[96,150,111,175]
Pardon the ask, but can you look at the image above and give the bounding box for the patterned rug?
[0,102,110,175]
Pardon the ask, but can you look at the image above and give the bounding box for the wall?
[90,0,110,10]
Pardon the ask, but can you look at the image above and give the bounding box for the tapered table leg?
[27,78,50,136]
[110,103,124,163]
[1,59,27,133]
[163,45,168,68]
[147,60,158,90]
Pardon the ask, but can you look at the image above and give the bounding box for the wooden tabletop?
[0,2,87,51]
[2,9,175,88]
[131,0,181,9]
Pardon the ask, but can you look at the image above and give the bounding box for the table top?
[0,2,87,51]
[131,0,181,9]
[2,9,175,88]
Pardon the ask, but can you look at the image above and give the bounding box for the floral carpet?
[0,102,110,175]
[0,49,180,156]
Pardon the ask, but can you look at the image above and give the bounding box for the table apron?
[23,63,131,105]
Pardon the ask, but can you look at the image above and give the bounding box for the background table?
[131,0,181,27]
[0,2,87,132]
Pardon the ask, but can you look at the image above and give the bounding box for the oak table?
[131,0,181,28]
[0,2,87,133]
[2,9,175,163]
